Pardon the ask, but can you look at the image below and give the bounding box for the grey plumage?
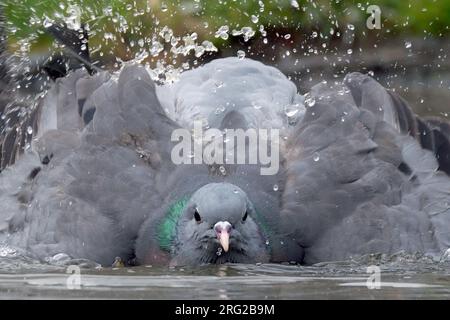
[277,73,450,263]
[136,183,270,266]
[0,56,449,266]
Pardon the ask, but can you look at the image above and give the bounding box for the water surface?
[1,250,449,299]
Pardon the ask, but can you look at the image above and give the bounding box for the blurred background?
[1,0,450,118]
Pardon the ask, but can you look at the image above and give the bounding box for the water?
[0,250,449,299]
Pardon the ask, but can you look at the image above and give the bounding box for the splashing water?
[215,25,229,40]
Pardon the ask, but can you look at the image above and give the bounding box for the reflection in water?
[0,247,449,299]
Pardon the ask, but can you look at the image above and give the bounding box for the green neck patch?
[157,197,189,252]
[157,197,275,253]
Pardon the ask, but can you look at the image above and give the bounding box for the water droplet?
[290,0,300,9]
[216,247,223,256]
[43,17,53,28]
[347,24,355,31]
[405,41,412,49]
[285,107,299,118]
[103,5,113,16]
[284,34,291,40]
[27,126,33,135]
[313,153,320,162]
[215,25,229,40]
[161,2,168,12]
[273,184,279,191]
[252,102,262,110]
[239,27,255,42]
[66,5,82,30]
[104,32,114,40]
[194,46,205,58]
[347,48,353,55]
[214,81,224,88]
[251,15,259,24]
[237,50,246,60]
[265,240,270,245]
[0,245,17,257]
[150,41,164,56]
[306,97,316,107]
[215,106,226,114]
[202,40,218,52]
[285,104,305,122]
[219,166,226,175]
[189,33,198,41]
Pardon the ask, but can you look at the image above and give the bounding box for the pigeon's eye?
[194,209,202,222]
[242,211,248,222]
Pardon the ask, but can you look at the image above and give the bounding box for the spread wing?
[0,64,182,265]
[277,73,450,264]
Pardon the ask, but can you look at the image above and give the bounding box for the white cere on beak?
[214,221,232,252]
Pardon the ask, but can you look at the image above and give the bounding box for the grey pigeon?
[1,47,449,265]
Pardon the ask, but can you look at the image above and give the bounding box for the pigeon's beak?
[214,221,232,253]
[218,230,230,253]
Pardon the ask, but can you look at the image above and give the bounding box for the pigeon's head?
[172,183,270,265]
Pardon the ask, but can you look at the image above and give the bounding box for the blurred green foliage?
[1,0,449,57]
